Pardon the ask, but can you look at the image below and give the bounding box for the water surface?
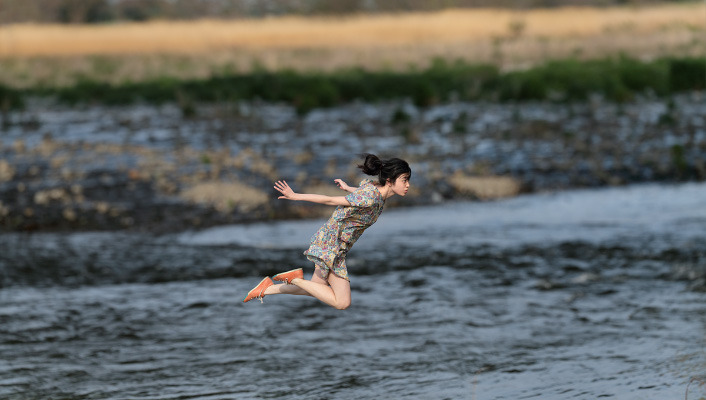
[1,183,705,399]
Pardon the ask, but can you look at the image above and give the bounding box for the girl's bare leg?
[291,267,351,310]
[263,268,325,297]
[262,266,351,310]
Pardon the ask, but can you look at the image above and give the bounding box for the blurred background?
[0,1,705,399]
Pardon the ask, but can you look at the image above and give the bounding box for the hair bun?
[359,153,382,176]
[357,153,411,186]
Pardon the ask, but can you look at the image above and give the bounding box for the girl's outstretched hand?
[334,179,353,192]
[274,180,297,200]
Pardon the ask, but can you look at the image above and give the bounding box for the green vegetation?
[6,56,706,115]
[497,56,706,102]
[0,85,24,110]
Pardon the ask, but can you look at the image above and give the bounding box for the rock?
[0,94,703,232]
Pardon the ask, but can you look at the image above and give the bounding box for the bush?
[668,57,706,92]
[617,57,669,96]
[0,85,23,110]
[17,56,706,113]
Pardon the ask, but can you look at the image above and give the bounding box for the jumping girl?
[243,153,411,309]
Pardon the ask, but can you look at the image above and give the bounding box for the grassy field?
[0,3,704,88]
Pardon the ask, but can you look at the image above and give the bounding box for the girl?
[243,153,411,309]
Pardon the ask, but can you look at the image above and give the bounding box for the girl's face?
[389,173,411,197]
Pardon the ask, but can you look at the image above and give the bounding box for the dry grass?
[179,181,268,213]
[0,3,704,86]
[0,160,14,182]
[449,173,521,200]
[2,4,704,56]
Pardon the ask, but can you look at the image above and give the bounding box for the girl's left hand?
[334,179,352,192]
[274,180,296,200]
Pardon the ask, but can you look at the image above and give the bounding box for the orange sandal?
[272,268,304,284]
[243,277,274,303]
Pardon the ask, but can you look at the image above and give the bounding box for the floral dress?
[304,179,384,281]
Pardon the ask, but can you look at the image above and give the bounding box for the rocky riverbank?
[0,92,704,233]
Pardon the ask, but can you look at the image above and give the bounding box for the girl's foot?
[272,268,304,284]
[243,277,274,303]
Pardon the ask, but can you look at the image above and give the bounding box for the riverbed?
[1,182,704,399]
[1,94,704,231]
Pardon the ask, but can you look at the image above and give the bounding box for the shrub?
[14,56,706,113]
[667,57,706,92]
[0,85,23,110]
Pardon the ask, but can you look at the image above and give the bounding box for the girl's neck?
[376,183,394,200]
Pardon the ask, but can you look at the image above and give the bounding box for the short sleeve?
[345,183,376,208]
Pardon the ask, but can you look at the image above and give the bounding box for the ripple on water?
[1,184,705,398]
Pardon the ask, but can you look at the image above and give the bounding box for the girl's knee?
[334,297,351,310]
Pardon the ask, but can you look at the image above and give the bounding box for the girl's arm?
[274,180,351,207]
[334,179,357,193]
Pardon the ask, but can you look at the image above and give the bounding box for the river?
[1,182,705,399]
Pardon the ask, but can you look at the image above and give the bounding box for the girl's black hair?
[358,153,411,186]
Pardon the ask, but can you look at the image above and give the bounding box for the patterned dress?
[304,179,385,281]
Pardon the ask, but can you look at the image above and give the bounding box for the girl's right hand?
[274,180,297,200]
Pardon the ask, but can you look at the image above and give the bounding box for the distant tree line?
[0,0,697,24]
